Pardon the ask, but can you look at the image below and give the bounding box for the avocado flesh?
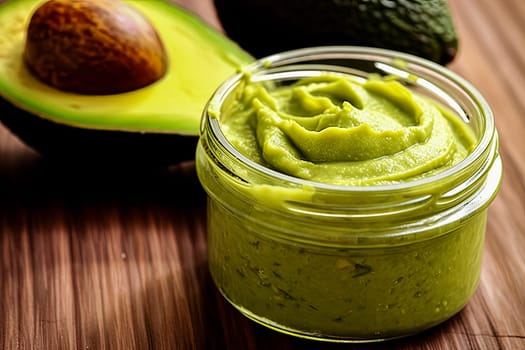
[214,0,458,65]
[0,0,253,164]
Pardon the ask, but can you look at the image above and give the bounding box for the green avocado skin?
[214,0,458,64]
[0,97,198,166]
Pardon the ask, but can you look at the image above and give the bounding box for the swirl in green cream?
[219,73,476,186]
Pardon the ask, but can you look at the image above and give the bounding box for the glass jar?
[195,46,502,342]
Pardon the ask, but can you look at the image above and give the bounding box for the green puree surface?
[219,73,476,186]
[206,73,484,339]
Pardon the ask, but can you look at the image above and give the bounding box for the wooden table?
[1,1,524,349]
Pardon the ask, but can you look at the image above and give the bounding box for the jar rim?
[205,45,496,193]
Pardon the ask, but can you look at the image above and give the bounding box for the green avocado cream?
[198,70,493,341]
[208,207,486,338]
[218,73,476,186]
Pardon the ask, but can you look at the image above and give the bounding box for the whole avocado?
[214,0,459,65]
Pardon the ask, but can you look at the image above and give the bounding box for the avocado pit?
[23,0,168,95]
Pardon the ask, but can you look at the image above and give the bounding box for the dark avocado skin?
[214,0,459,65]
[0,97,198,166]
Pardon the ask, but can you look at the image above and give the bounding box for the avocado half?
[0,0,254,165]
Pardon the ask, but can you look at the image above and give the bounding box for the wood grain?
[1,0,524,349]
